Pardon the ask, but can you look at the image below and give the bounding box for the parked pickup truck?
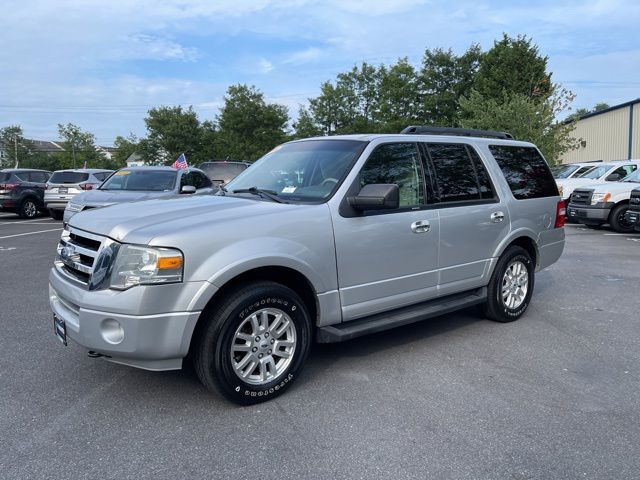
[49,127,565,404]
[567,168,640,233]
[556,161,640,205]
[624,187,640,232]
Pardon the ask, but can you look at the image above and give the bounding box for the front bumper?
[624,209,640,231]
[566,202,613,225]
[49,267,211,371]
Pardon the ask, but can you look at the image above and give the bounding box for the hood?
[589,180,640,194]
[73,189,171,206]
[69,194,298,244]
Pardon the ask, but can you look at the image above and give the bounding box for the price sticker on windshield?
[282,186,297,193]
[115,170,132,175]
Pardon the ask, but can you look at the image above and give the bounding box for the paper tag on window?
[282,186,297,193]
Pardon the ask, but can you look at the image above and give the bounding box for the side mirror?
[606,173,622,181]
[347,184,399,211]
[181,185,196,194]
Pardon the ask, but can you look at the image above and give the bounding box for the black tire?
[49,209,63,220]
[193,281,312,405]
[608,203,634,234]
[482,246,535,323]
[18,198,39,219]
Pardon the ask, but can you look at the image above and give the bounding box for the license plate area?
[58,187,68,194]
[53,314,67,345]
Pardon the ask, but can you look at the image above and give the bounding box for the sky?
[1,0,639,146]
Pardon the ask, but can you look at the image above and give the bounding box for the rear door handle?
[490,211,505,223]
[411,220,431,233]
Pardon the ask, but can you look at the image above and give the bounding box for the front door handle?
[491,211,505,223]
[411,220,431,233]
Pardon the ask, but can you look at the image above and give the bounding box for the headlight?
[591,193,611,205]
[66,202,83,212]
[109,245,183,290]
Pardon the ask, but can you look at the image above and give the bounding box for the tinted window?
[100,170,177,191]
[200,163,248,183]
[427,143,480,202]
[193,172,212,189]
[489,145,558,199]
[93,172,111,181]
[50,172,89,184]
[0,173,11,183]
[360,143,424,207]
[467,146,496,200]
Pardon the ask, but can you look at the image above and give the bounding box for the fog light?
[101,318,124,344]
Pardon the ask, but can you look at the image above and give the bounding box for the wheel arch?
[187,265,319,356]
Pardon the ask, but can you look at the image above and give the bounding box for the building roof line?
[576,98,640,121]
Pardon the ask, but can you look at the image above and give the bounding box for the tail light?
[0,183,18,191]
[555,200,566,228]
[80,183,98,190]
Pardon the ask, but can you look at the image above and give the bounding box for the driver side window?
[360,143,425,207]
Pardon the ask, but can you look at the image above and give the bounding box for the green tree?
[420,45,482,126]
[113,134,139,166]
[191,120,217,164]
[57,123,104,169]
[473,34,552,102]
[144,106,202,164]
[566,102,610,121]
[460,88,579,164]
[293,106,323,139]
[215,85,289,161]
[0,125,32,168]
[376,58,421,132]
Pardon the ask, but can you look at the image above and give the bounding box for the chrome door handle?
[490,211,505,223]
[411,220,431,233]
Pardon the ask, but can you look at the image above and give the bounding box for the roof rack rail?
[400,125,514,140]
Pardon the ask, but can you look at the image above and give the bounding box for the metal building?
[561,98,640,164]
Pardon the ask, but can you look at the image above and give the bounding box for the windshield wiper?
[232,187,285,203]
[218,185,228,195]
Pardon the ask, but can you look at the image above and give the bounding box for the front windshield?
[580,165,611,179]
[225,140,366,202]
[100,170,177,191]
[622,169,640,183]
[554,165,579,179]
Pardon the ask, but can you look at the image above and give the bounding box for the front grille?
[55,227,106,287]
[629,191,640,212]
[570,189,593,205]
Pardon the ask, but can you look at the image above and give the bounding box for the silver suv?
[49,127,565,404]
[45,169,114,220]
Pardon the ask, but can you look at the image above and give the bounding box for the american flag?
[172,153,188,169]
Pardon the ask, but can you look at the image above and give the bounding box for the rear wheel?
[482,246,534,323]
[49,209,63,220]
[18,198,39,219]
[193,281,312,405]
[608,203,634,233]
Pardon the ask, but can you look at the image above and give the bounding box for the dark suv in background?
[0,169,52,218]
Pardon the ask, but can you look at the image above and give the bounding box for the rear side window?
[427,143,494,203]
[92,172,110,181]
[50,172,89,184]
[489,145,558,199]
[29,171,49,182]
[193,172,212,189]
[0,173,11,183]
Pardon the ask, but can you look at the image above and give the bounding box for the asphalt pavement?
[1,212,639,479]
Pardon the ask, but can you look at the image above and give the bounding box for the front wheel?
[608,203,634,233]
[194,281,312,405]
[482,246,535,323]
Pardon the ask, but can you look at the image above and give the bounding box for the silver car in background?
[63,166,214,223]
[45,169,114,220]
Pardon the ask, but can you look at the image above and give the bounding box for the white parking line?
[0,228,62,240]
[0,218,57,225]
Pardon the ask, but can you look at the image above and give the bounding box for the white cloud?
[283,47,323,65]
[258,58,275,73]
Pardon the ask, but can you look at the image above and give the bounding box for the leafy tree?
[566,102,611,121]
[215,85,289,161]
[0,125,32,168]
[473,34,552,102]
[460,88,579,164]
[57,123,104,169]
[376,58,421,133]
[191,120,217,165]
[293,106,323,139]
[113,134,139,166]
[144,106,202,164]
[420,45,482,126]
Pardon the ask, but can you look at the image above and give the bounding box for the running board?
[316,287,487,343]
